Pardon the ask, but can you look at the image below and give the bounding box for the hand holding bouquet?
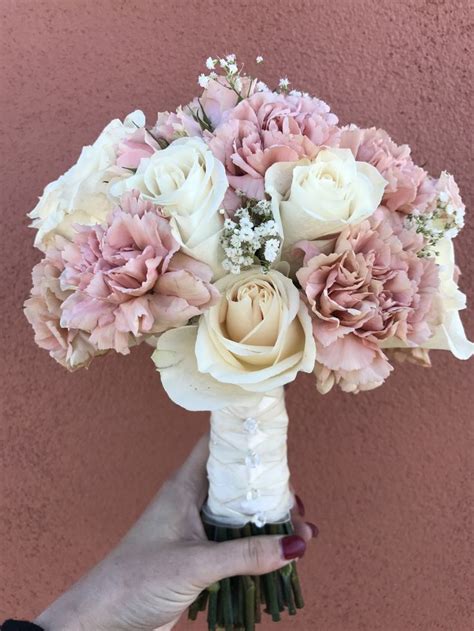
[25,54,473,630]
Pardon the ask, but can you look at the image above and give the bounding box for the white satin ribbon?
[204,387,293,527]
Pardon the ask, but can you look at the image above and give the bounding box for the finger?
[290,491,304,517]
[292,513,316,543]
[290,492,318,542]
[172,433,210,505]
[130,435,209,539]
[198,534,307,584]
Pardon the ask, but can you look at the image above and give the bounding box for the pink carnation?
[24,246,97,370]
[296,207,440,393]
[339,126,435,214]
[208,91,339,209]
[59,191,219,354]
[314,339,393,394]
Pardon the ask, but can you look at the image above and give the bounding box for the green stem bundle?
[189,519,304,630]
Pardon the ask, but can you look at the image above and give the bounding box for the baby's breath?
[198,73,210,88]
[278,77,290,92]
[407,193,462,258]
[220,197,282,274]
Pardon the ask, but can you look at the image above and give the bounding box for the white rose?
[381,237,473,359]
[112,137,228,278]
[265,147,386,254]
[29,110,146,251]
[152,268,316,410]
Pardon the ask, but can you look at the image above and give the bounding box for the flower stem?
[283,521,304,609]
[189,518,304,629]
[242,576,256,631]
[207,582,220,631]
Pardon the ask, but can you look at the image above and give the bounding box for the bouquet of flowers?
[25,54,472,630]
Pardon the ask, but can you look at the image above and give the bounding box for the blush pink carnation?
[59,191,219,354]
[296,207,440,393]
[208,91,339,209]
[339,126,435,214]
[24,245,97,370]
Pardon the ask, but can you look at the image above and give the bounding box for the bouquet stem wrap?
[189,388,303,630]
[204,387,292,528]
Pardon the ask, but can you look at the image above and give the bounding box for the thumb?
[199,534,306,584]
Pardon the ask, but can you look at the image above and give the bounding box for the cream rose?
[112,137,228,278]
[381,237,473,359]
[265,147,386,253]
[29,110,146,251]
[152,268,316,410]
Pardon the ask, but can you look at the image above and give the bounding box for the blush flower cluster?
[26,191,218,367]
[25,53,472,397]
[296,208,440,393]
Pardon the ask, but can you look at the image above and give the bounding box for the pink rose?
[152,109,202,144]
[197,76,258,128]
[116,128,160,170]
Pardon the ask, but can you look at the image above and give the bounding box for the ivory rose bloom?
[265,148,386,255]
[338,125,432,214]
[29,110,147,250]
[112,137,228,277]
[153,268,316,410]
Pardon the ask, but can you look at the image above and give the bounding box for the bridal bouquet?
[25,54,472,630]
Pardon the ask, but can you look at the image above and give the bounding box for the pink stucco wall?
[1,1,473,629]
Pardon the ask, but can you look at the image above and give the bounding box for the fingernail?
[295,494,305,516]
[306,522,319,538]
[281,535,306,560]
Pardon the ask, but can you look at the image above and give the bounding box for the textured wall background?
[1,1,473,629]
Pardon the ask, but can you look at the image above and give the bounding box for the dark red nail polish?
[307,522,319,538]
[295,494,305,516]
[281,535,306,560]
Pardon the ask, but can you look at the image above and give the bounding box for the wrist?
[34,588,94,631]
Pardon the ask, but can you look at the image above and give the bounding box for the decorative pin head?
[243,417,258,434]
